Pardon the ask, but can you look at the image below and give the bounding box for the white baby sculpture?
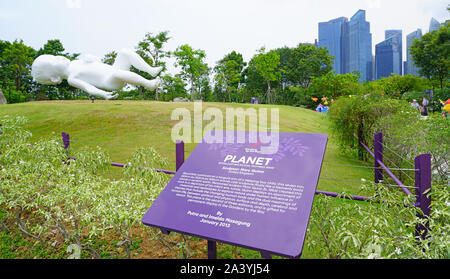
[31,49,162,100]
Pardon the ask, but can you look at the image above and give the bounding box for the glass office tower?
[386,30,402,76]
[375,30,402,79]
[429,17,440,32]
[348,10,373,82]
[406,29,422,76]
[318,17,349,74]
[375,37,395,79]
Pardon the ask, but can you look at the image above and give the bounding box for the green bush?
[328,94,415,160]
[402,91,428,103]
[0,116,170,258]
[430,88,450,113]
[308,181,449,259]
[373,112,449,184]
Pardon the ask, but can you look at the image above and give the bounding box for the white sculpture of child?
[31,49,162,100]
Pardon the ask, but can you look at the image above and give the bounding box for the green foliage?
[102,51,117,66]
[136,31,171,101]
[328,94,414,160]
[373,113,449,184]
[374,74,430,97]
[401,91,429,103]
[309,72,362,99]
[173,44,209,101]
[0,40,35,99]
[160,74,187,101]
[36,40,66,57]
[410,22,450,89]
[0,116,170,258]
[214,51,246,102]
[308,181,449,259]
[285,44,333,88]
[430,88,450,112]
[252,47,281,104]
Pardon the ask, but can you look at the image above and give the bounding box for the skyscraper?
[429,17,440,32]
[318,17,349,74]
[406,29,422,76]
[375,37,395,79]
[375,30,402,79]
[386,30,402,75]
[348,10,373,82]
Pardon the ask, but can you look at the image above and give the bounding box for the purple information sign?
[142,132,327,258]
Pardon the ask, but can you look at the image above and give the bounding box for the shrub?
[307,181,449,259]
[430,88,450,113]
[0,116,170,258]
[373,112,449,184]
[328,94,415,160]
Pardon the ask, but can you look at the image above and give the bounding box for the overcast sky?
[1,0,448,75]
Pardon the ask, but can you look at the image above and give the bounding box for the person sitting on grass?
[31,49,162,100]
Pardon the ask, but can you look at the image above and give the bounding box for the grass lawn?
[0,100,377,259]
[0,100,374,194]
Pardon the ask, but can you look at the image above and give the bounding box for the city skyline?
[320,10,446,80]
[0,1,448,77]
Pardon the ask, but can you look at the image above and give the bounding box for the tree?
[136,31,171,101]
[160,74,187,101]
[102,51,117,66]
[0,40,35,103]
[252,47,281,104]
[375,74,429,96]
[173,44,208,101]
[410,22,450,89]
[285,44,333,88]
[309,72,362,99]
[36,39,65,57]
[214,51,246,102]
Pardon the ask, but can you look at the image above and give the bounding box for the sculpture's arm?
[67,76,118,100]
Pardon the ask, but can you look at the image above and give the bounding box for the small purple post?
[415,154,431,240]
[374,132,383,183]
[207,240,217,259]
[176,140,185,171]
[61,132,70,150]
[260,251,272,259]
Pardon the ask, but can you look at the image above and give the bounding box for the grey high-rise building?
[429,17,440,32]
[406,29,422,76]
[318,17,349,74]
[348,10,373,82]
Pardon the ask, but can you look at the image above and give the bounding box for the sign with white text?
[142,131,327,258]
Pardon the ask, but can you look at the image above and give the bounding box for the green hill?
[0,100,373,195]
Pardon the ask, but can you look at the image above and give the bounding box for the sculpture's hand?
[105,92,119,100]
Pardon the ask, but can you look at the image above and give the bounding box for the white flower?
[361,178,366,182]
[395,247,401,255]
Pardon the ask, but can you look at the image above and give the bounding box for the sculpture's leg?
[113,49,162,77]
[113,70,160,90]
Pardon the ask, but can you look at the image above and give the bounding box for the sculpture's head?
[31,55,70,85]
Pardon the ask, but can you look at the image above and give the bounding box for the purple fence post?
[61,132,70,150]
[414,154,431,240]
[207,240,217,259]
[176,140,185,171]
[374,132,383,184]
